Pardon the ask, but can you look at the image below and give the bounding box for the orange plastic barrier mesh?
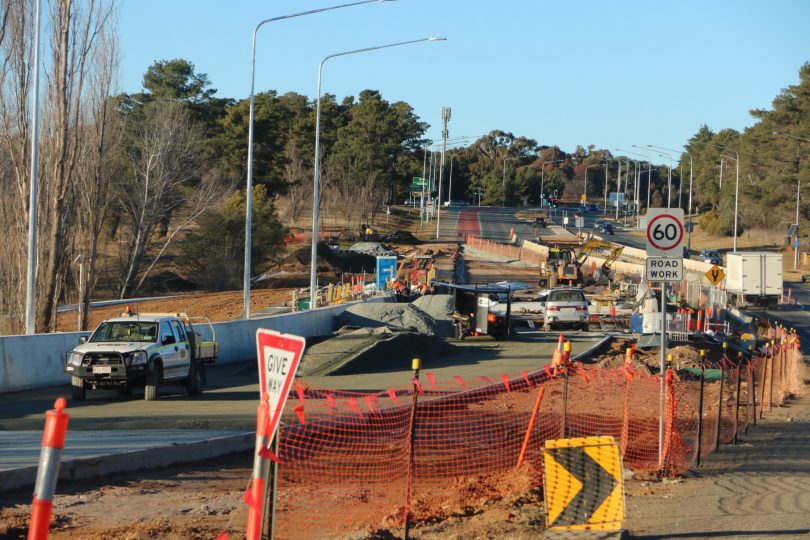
[269,347,804,539]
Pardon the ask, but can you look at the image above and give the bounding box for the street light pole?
[502,156,518,207]
[712,144,740,251]
[435,106,452,240]
[310,37,445,307]
[540,159,565,207]
[242,0,389,319]
[584,164,600,206]
[773,132,810,270]
[24,0,42,334]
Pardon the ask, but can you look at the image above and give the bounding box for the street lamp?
[712,144,740,251]
[242,0,390,319]
[310,36,446,308]
[646,144,694,252]
[583,164,601,206]
[502,156,518,207]
[621,148,654,215]
[540,159,565,206]
[772,132,810,269]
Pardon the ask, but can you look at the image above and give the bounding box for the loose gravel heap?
[347,242,397,256]
[411,294,454,321]
[337,302,443,336]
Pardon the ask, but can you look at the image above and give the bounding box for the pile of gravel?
[347,242,396,256]
[337,302,442,336]
[411,294,453,321]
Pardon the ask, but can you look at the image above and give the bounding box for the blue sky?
[118,0,810,161]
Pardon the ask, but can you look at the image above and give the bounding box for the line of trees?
[0,1,805,335]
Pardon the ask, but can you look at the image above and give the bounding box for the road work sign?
[543,436,624,532]
[645,257,683,282]
[645,208,685,257]
[706,265,726,285]
[256,329,306,436]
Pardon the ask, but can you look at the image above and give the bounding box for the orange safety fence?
[465,235,545,266]
[261,341,804,539]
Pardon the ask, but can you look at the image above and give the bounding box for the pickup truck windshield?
[89,321,159,343]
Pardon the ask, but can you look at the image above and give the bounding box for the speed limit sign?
[645,208,685,256]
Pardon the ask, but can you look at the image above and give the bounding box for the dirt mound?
[337,302,444,336]
[379,230,421,244]
[272,242,377,275]
[276,243,339,273]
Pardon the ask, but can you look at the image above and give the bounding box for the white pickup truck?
[64,312,218,401]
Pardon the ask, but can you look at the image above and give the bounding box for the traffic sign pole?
[659,281,666,470]
[644,208,684,471]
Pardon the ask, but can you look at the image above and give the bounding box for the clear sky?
[118,0,810,161]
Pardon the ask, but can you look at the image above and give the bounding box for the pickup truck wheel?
[71,376,86,401]
[145,363,161,401]
[185,362,204,396]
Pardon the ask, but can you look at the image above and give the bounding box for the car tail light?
[487,313,498,323]
[546,306,560,311]
[575,306,587,311]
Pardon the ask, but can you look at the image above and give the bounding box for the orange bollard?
[245,400,270,540]
[610,302,617,318]
[551,334,566,368]
[29,398,70,540]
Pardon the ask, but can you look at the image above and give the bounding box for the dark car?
[597,223,614,235]
[700,249,722,265]
[585,203,599,212]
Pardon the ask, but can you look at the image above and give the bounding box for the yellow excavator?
[539,239,624,288]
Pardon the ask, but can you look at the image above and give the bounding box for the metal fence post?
[733,353,742,445]
[696,366,705,466]
[404,357,421,540]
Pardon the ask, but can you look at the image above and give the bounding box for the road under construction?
[1,205,808,539]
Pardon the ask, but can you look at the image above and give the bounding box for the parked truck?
[64,312,218,401]
[725,252,783,308]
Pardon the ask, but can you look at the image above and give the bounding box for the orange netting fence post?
[714,366,724,451]
[695,364,706,466]
[516,386,546,468]
[733,353,743,444]
[28,398,69,540]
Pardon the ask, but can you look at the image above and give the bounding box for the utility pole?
[435,106,451,240]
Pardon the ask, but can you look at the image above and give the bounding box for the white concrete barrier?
[0,297,387,394]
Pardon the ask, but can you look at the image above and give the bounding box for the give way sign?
[256,329,306,437]
[646,208,685,257]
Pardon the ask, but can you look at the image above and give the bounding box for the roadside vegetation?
[0,2,806,333]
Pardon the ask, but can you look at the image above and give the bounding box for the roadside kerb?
[0,432,254,492]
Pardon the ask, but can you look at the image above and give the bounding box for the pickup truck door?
[158,321,181,379]
[171,320,192,376]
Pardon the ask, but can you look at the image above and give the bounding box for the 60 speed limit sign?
[645,208,685,256]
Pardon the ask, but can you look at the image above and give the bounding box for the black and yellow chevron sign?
[542,436,624,532]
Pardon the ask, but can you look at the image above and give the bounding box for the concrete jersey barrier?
[0,297,387,394]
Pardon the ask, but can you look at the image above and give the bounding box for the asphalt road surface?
[0,329,606,431]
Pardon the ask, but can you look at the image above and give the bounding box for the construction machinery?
[538,239,624,288]
[574,239,625,284]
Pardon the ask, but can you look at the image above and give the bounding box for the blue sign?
[375,256,398,290]
[794,238,800,249]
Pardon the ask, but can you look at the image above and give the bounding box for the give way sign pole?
[253,329,306,540]
[645,208,684,470]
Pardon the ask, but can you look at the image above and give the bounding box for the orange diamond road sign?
[706,265,726,286]
[542,436,624,533]
[256,329,306,438]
